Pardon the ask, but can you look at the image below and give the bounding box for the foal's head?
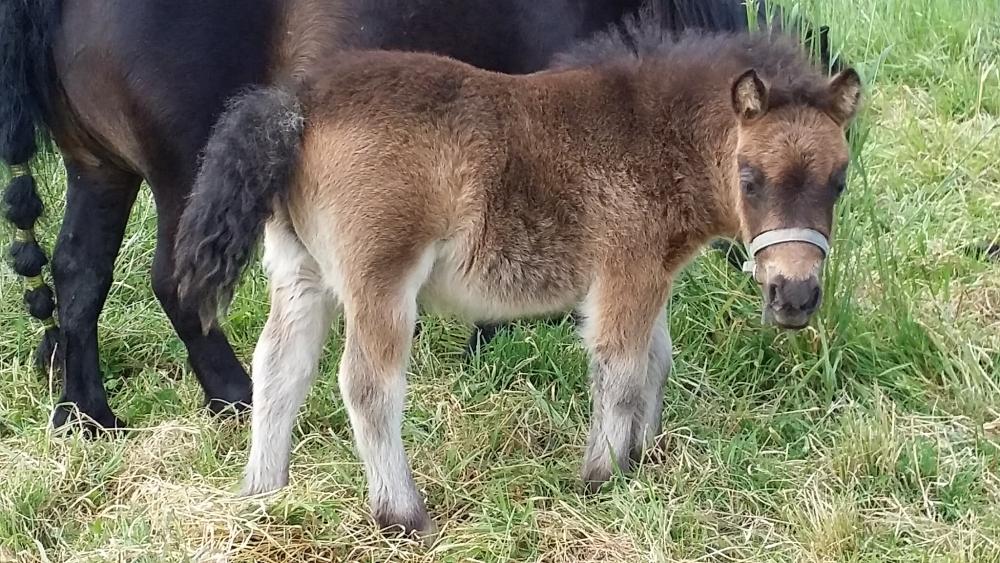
[729,67,861,329]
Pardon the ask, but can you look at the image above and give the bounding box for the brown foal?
[175,20,861,536]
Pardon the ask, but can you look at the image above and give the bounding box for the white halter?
[741,228,830,280]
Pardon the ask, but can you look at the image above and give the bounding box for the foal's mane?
[551,6,835,112]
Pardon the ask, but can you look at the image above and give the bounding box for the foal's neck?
[694,97,743,239]
[628,62,743,239]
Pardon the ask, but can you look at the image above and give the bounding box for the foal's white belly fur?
[418,238,583,323]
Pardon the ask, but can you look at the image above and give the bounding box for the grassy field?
[1,0,999,561]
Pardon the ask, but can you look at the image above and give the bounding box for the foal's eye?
[831,168,848,197]
[739,164,762,197]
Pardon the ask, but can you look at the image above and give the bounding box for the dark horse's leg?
[152,176,251,413]
[45,0,269,416]
[710,239,749,271]
[50,160,140,431]
[149,176,252,414]
[465,323,501,357]
[465,312,582,357]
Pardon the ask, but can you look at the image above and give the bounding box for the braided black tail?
[3,164,59,371]
[2,0,62,372]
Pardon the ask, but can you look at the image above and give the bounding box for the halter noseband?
[741,228,830,280]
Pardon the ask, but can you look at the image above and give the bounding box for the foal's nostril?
[766,275,785,305]
[767,282,779,304]
[804,286,821,313]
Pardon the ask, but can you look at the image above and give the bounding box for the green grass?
[2,0,999,561]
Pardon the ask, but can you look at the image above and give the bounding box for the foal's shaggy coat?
[176,22,861,535]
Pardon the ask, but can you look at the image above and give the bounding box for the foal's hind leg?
[242,220,336,495]
[579,273,670,490]
[338,255,435,536]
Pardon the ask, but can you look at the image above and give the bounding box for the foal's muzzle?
[763,274,822,328]
[743,228,830,329]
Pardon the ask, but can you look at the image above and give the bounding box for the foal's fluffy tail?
[174,87,304,333]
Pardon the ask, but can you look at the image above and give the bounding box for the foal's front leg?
[579,275,670,490]
[638,308,672,458]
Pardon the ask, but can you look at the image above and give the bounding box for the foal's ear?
[827,68,862,125]
[731,69,769,122]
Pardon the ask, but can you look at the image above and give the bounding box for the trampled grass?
[1,0,998,561]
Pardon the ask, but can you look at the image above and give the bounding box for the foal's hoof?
[239,478,286,498]
[580,457,630,494]
[375,508,437,544]
[581,471,612,495]
[51,403,127,437]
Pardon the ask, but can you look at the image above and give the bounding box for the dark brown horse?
[173,19,861,536]
[1,0,832,431]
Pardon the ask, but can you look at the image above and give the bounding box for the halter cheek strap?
[741,228,830,280]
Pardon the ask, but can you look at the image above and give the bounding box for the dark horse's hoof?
[184,355,252,418]
[204,380,252,419]
[51,402,127,437]
[965,242,999,263]
[205,395,251,420]
[710,238,748,271]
